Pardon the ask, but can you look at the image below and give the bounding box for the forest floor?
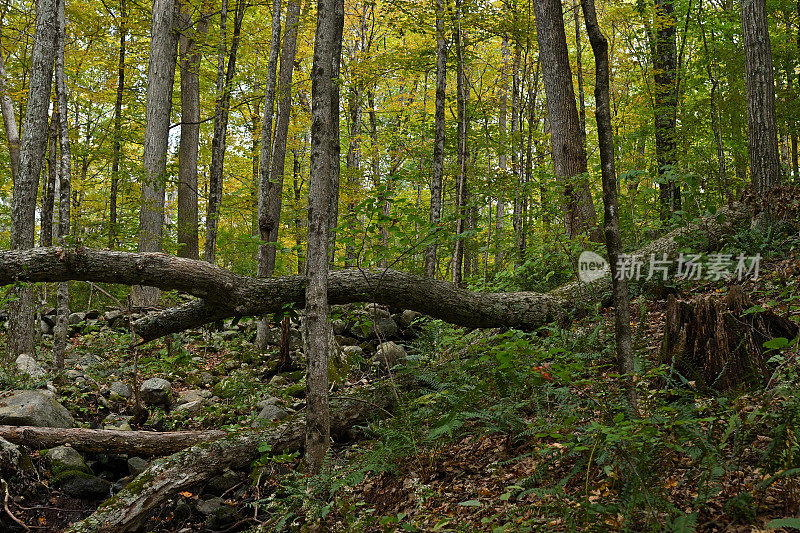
[2,227,800,532]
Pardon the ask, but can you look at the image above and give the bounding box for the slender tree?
[8,0,57,360]
[41,110,57,247]
[133,0,178,306]
[177,3,208,260]
[742,0,781,194]
[533,0,600,240]
[582,0,636,412]
[53,0,71,372]
[0,26,20,183]
[494,36,509,273]
[108,0,126,249]
[451,0,468,287]
[424,0,447,278]
[305,0,343,474]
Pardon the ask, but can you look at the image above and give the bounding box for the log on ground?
[0,426,226,456]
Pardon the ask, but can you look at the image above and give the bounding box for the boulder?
[109,381,131,400]
[173,400,204,415]
[127,456,148,476]
[140,378,172,406]
[176,389,210,405]
[372,341,407,369]
[58,473,112,499]
[102,414,132,431]
[0,390,74,428]
[0,437,21,475]
[68,312,86,325]
[252,404,291,426]
[46,445,88,473]
[364,303,391,319]
[16,354,47,380]
[399,309,423,329]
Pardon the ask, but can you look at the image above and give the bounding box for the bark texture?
[0,426,226,456]
[8,0,57,359]
[109,0,126,248]
[0,32,19,182]
[305,0,344,473]
[451,0,467,287]
[742,0,781,194]
[533,0,600,240]
[134,0,178,306]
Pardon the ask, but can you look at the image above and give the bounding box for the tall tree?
[257,0,302,350]
[8,0,57,360]
[40,110,57,247]
[52,0,70,372]
[424,0,447,278]
[582,0,636,412]
[177,3,208,260]
[742,0,781,194]
[133,0,178,306]
[205,0,246,264]
[305,0,343,474]
[0,25,20,183]
[533,0,600,240]
[651,0,681,218]
[451,0,468,287]
[108,0,126,249]
[494,36,509,273]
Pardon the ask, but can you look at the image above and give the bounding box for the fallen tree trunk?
[65,386,394,533]
[0,426,226,456]
[0,203,751,342]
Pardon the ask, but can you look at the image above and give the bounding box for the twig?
[1,478,29,531]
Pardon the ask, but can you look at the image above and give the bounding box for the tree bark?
[652,0,681,218]
[40,109,57,247]
[424,0,447,279]
[133,0,178,307]
[53,0,71,373]
[64,389,392,533]
[494,36,509,274]
[109,0,126,249]
[0,27,20,182]
[582,0,636,412]
[8,0,57,360]
[451,0,467,287]
[176,3,207,261]
[742,0,781,194]
[533,0,600,240]
[304,0,343,473]
[205,0,245,264]
[0,426,226,456]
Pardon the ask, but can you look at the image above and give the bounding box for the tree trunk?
[305,0,343,474]
[652,0,681,218]
[742,0,781,194]
[109,0,126,249]
[451,0,467,287]
[582,0,636,411]
[424,0,446,278]
[40,109,57,247]
[53,0,71,373]
[574,0,586,149]
[133,0,178,307]
[8,0,57,360]
[533,0,600,240]
[0,426,226,456]
[0,27,20,182]
[256,0,301,350]
[205,0,245,264]
[64,388,393,533]
[176,3,207,261]
[293,150,305,274]
[344,85,362,268]
[494,37,509,274]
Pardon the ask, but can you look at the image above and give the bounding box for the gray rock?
[372,341,407,369]
[200,372,215,387]
[68,312,86,325]
[103,414,132,431]
[127,456,148,476]
[0,437,21,475]
[332,319,347,336]
[257,396,282,409]
[399,310,422,329]
[204,469,239,495]
[140,378,172,406]
[364,303,391,319]
[342,345,363,358]
[59,475,112,499]
[103,310,123,323]
[0,390,74,428]
[173,400,204,415]
[252,404,290,426]
[196,496,225,516]
[47,445,88,473]
[39,320,53,335]
[177,389,210,405]
[109,381,131,399]
[373,317,400,339]
[16,354,46,380]
[269,374,287,387]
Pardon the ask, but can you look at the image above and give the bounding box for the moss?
[285,384,305,399]
[52,469,95,485]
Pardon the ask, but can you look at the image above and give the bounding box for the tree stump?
[660,286,798,391]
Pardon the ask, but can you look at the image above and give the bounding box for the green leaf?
[458,499,482,507]
[763,337,790,351]
[767,517,800,530]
